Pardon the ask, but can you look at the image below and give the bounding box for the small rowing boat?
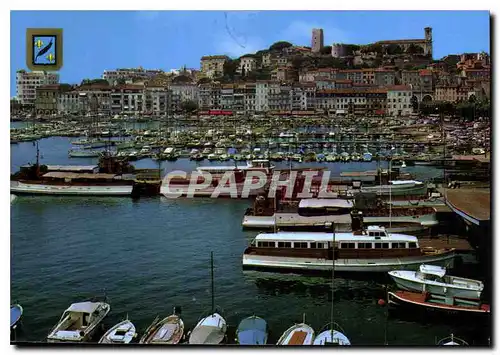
[10,304,23,329]
[99,319,136,344]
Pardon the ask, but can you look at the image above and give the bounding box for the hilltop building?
[311,28,324,53]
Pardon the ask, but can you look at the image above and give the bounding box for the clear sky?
[10,10,490,95]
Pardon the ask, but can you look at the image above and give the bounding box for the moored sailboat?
[313,223,351,346]
[188,252,227,345]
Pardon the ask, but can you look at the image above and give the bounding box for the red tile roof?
[201,55,230,60]
[386,85,412,91]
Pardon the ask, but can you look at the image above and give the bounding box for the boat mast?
[211,251,215,314]
[331,222,335,340]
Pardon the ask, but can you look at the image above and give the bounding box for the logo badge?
[26,28,63,71]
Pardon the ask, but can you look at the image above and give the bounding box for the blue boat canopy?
[237,316,268,345]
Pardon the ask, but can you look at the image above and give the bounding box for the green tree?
[345,44,361,56]
[197,77,212,84]
[172,75,192,83]
[223,59,239,79]
[406,43,424,55]
[180,100,198,113]
[410,95,419,111]
[386,44,403,55]
[320,45,332,55]
[269,41,293,52]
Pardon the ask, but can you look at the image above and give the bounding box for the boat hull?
[188,313,227,344]
[243,252,456,273]
[11,181,133,196]
[99,320,136,344]
[387,291,490,315]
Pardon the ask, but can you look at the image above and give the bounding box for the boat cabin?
[416,264,447,282]
[297,199,353,217]
[251,227,420,251]
[40,172,134,185]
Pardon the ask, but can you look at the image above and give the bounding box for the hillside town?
[12,27,490,119]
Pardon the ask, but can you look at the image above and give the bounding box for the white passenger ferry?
[242,226,455,273]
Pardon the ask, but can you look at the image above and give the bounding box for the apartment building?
[16,70,59,106]
[238,57,258,75]
[200,55,230,79]
[386,85,412,116]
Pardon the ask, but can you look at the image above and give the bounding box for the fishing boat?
[437,334,469,346]
[242,225,456,273]
[235,316,268,345]
[10,304,23,329]
[277,317,315,345]
[360,180,427,197]
[11,146,135,196]
[207,153,219,161]
[68,149,101,158]
[363,152,373,162]
[196,159,275,175]
[155,147,179,161]
[388,264,484,300]
[387,290,490,316]
[139,308,184,344]
[313,223,351,346]
[188,252,227,345]
[99,319,137,344]
[313,325,350,345]
[47,301,110,342]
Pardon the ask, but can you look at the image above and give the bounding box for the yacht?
[242,226,455,273]
[47,301,110,342]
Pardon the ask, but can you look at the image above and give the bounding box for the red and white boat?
[387,290,490,315]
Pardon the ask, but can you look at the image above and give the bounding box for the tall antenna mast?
[211,251,215,314]
[331,222,336,340]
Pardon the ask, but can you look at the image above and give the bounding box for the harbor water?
[11,137,491,345]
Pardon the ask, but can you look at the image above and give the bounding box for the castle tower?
[424,27,433,57]
[311,28,324,53]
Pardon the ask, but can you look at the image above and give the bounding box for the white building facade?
[387,85,412,116]
[16,70,59,105]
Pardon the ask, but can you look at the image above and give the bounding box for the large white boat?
[242,197,438,233]
[361,180,427,196]
[11,173,134,196]
[47,301,110,342]
[242,226,456,273]
[196,159,275,175]
[388,264,484,300]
